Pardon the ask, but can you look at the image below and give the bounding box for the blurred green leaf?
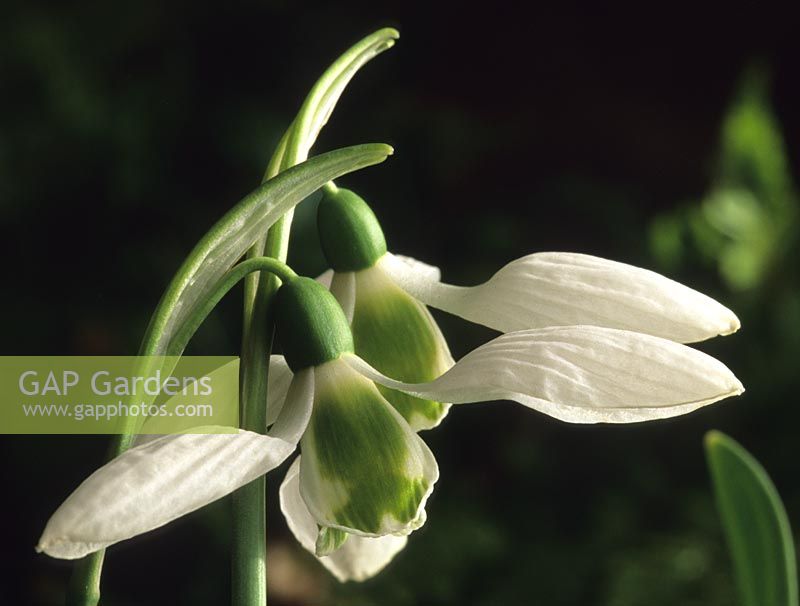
[649,63,798,292]
[705,430,798,606]
[649,213,685,271]
[718,66,793,209]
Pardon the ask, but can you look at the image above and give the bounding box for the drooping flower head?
[315,185,742,430]
[37,266,743,580]
[272,277,439,552]
[38,209,744,582]
[317,187,454,430]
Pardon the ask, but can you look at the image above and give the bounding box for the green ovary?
[302,363,433,535]
[351,266,451,430]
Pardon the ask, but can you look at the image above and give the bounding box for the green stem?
[65,551,104,606]
[232,137,289,606]
[232,247,289,606]
[231,79,312,603]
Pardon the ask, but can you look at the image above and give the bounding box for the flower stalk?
[233,144,287,606]
[65,551,103,606]
[232,27,399,606]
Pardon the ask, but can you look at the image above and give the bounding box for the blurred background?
[1,2,798,605]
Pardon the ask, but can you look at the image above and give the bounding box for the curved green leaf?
[247,27,399,292]
[706,430,798,606]
[282,27,399,168]
[247,28,400,300]
[166,256,295,357]
[140,142,393,358]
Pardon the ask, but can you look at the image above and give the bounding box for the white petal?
[379,252,740,343]
[313,269,357,324]
[391,255,441,282]
[279,457,407,582]
[134,358,242,447]
[345,325,744,424]
[330,271,356,323]
[315,269,334,289]
[134,357,294,447]
[269,367,315,444]
[265,355,295,427]
[37,428,298,559]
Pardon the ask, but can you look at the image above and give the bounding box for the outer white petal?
[37,429,299,559]
[345,325,744,424]
[391,255,441,282]
[329,271,356,323]
[269,367,315,444]
[378,252,740,344]
[265,354,294,427]
[315,269,334,289]
[279,457,408,582]
[314,269,356,323]
[134,358,243,447]
[38,369,314,560]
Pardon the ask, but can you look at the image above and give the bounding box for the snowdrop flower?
[38,275,742,581]
[270,278,439,554]
[273,306,744,578]
[36,277,439,580]
[315,186,741,429]
[317,188,455,431]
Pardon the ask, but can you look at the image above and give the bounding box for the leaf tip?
[377,27,400,41]
[704,429,725,451]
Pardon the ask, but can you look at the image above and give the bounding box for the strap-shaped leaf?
[247,28,399,287]
[706,430,798,606]
[283,27,399,168]
[139,143,393,358]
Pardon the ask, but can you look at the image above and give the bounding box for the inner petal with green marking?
[350,263,454,430]
[299,358,439,539]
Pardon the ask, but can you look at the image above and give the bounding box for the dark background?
[1,2,798,605]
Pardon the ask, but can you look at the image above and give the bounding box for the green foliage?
[649,66,798,290]
[141,143,392,359]
[705,430,798,606]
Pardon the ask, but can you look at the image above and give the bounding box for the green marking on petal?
[350,265,453,430]
[300,360,437,536]
[315,526,349,557]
